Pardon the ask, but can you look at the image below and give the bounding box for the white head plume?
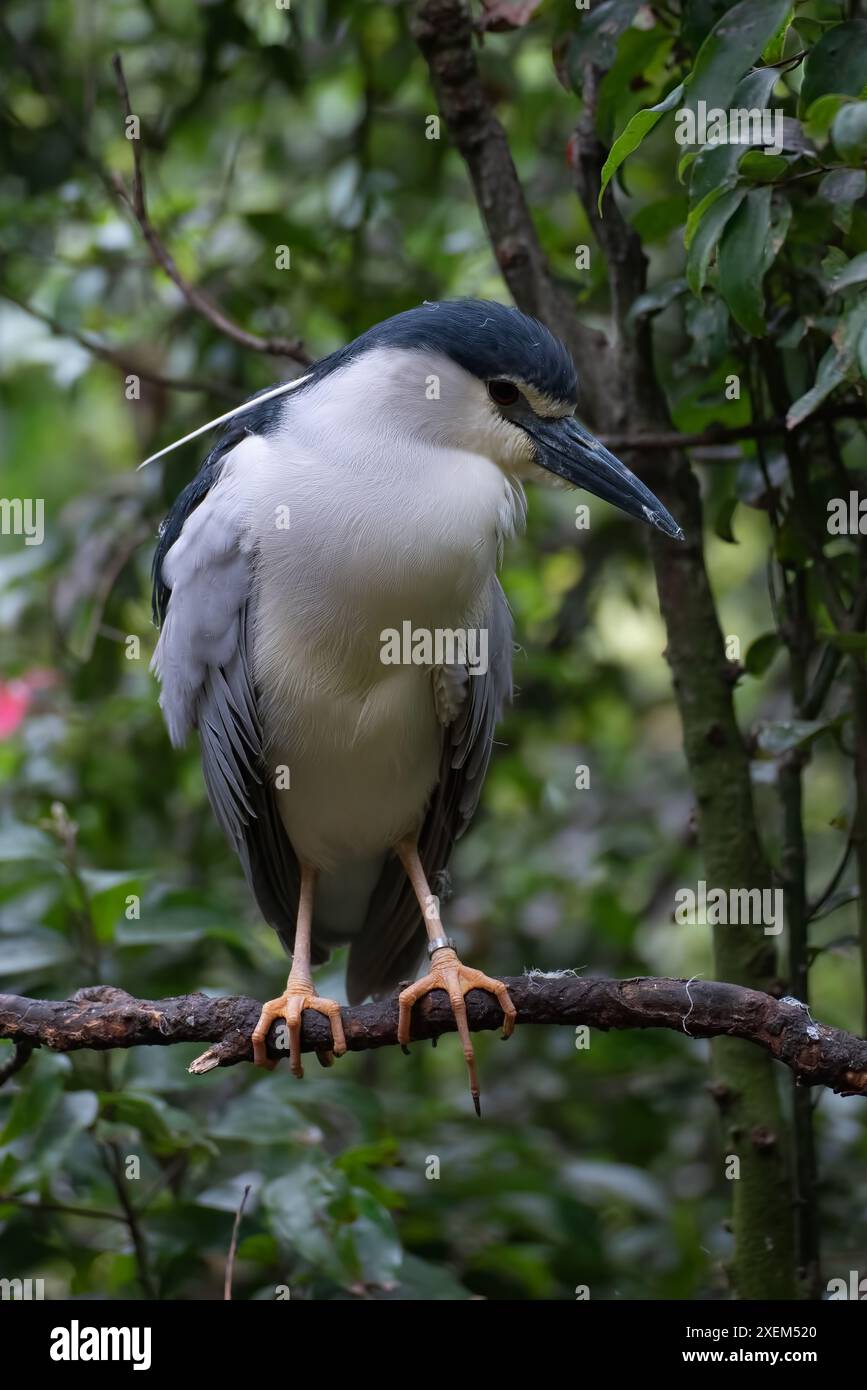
[137,372,313,470]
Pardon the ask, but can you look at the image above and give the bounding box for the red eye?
[487,379,520,407]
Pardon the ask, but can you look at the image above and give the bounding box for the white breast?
[241,360,520,870]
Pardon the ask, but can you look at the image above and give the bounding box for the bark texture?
[2,979,866,1096]
[414,0,798,1298]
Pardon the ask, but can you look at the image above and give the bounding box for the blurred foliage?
[0,0,866,1301]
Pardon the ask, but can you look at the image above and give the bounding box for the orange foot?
[252,980,346,1077]
[398,946,516,1115]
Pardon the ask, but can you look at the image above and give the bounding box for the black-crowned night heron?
[149,299,682,1111]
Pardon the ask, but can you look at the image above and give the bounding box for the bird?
[149,299,682,1112]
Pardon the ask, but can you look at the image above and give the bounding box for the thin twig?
[599,402,867,452]
[110,54,310,365]
[809,835,855,922]
[0,1195,129,1224]
[100,1140,158,1299]
[224,1184,252,1301]
[0,1041,33,1088]
[1,293,239,399]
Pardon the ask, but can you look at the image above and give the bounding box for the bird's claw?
[252,979,347,1077]
[397,947,516,1114]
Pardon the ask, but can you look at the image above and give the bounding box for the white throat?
[240,347,523,702]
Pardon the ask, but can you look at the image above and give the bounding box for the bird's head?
[321,299,683,541]
[140,300,682,546]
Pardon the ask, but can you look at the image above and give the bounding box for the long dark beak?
[526,416,684,540]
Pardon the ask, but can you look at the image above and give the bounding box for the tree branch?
[2,979,866,1097]
[1,293,239,399]
[413,2,801,1295]
[568,62,797,1298]
[110,54,310,366]
[412,0,611,422]
[599,402,867,452]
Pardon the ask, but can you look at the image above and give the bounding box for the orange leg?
[251,863,346,1077]
[395,838,516,1114]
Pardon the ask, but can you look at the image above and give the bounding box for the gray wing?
[346,578,513,1004]
[152,466,304,958]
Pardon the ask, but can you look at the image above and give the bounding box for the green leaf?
[685,185,729,248]
[80,869,144,945]
[0,823,56,862]
[115,903,217,947]
[208,1087,312,1144]
[565,0,643,96]
[713,495,739,543]
[761,6,793,65]
[745,632,780,676]
[564,1158,667,1216]
[786,301,867,427]
[686,64,782,208]
[738,150,788,181]
[263,1162,401,1288]
[819,168,867,233]
[1,1069,63,1145]
[832,100,867,163]
[778,315,807,348]
[14,1091,99,1185]
[596,26,674,142]
[717,186,773,334]
[828,252,867,294]
[683,0,739,51]
[683,0,741,52]
[819,630,867,655]
[0,931,72,977]
[792,17,824,48]
[197,1171,263,1212]
[677,150,699,183]
[800,20,867,114]
[338,1189,403,1288]
[684,294,731,366]
[686,187,746,293]
[627,277,688,324]
[630,195,689,242]
[264,1166,340,1267]
[598,83,685,210]
[802,93,851,146]
[785,345,847,429]
[387,1253,473,1301]
[682,0,791,120]
[754,719,832,757]
[100,1091,217,1157]
[236,1234,278,1265]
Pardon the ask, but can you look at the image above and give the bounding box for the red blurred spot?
[0,682,30,738]
[0,669,57,738]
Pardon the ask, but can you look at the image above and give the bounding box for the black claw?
[472,1092,481,1118]
[431,1036,438,1049]
[401,1043,411,1056]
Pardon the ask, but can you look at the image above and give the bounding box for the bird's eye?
[487,379,520,407]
